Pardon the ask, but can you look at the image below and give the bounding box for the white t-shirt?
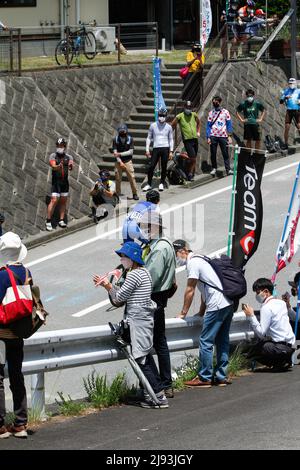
[249,297,295,344]
[187,255,232,312]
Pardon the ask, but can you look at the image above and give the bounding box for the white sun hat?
[0,232,28,266]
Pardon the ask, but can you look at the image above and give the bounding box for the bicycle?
[55,25,97,66]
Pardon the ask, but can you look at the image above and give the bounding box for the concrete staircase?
[101,63,186,184]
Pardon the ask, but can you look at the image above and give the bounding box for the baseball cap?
[288,272,300,288]
[289,78,297,84]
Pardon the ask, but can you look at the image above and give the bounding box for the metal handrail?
[18,312,253,412]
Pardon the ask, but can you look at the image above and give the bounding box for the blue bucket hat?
[115,241,144,265]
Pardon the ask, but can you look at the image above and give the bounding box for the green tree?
[254,0,298,17]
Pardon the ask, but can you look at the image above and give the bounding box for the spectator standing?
[112,124,139,201]
[46,138,73,232]
[243,278,295,371]
[93,241,169,409]
[173,240,234,387]
[280,78,300,149]
[282,272,300,339]
[122,190,160,243]
[206,96,233,176]
[171,101,201,181]
[0,232,30,439]
[236,88,265,150]
[140,212,176,397]
[185,42,205,83]
[89,170,118,224]
[0,214,4,237]
[144,108,174,192]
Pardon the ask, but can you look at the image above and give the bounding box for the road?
[7,153,300,405]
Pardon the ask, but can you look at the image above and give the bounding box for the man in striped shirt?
[206,96,233,177]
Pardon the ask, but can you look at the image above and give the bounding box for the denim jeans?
[151,291,172,389]
[0,338,27,427]
[138,354,164,394]
[199,304,234,382]
[210,136,230,172]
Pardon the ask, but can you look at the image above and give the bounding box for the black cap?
[288,272,300,288]
[173,239,188,252]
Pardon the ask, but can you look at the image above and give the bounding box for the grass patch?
[228,346,251,377]
[83,371,132,409]
[55,391,88,417]
[173,354,200,390]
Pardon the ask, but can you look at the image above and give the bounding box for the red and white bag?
[0,267,33,325]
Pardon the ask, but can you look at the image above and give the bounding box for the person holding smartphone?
[242,277,295,371]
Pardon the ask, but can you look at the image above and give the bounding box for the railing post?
[31,373,46,419]
[17,28,22,77]
[117,24,121,63]
[9,29,13,73]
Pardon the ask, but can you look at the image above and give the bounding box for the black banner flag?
[231,150,266,268]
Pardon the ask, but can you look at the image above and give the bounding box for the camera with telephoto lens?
[108,320,130,344]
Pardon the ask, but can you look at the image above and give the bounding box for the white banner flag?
[200,0,212,48]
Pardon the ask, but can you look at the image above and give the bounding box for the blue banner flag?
[153,57,166,121]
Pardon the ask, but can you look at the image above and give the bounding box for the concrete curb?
[23,144,300,250]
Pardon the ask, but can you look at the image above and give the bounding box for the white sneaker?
[142,184,152,192]
[210,168,217,176]
[45,221,53,231]
[159,183,164,192]
[58,220,67,228]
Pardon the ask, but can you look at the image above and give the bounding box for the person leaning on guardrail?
[0,233,30,439]
[93,241,169,409]
[174,239,234,388]
[243,278,295,371]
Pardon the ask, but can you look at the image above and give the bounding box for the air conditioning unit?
[90,26,116,53]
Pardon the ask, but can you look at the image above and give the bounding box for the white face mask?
[176,256,187,267]
[289,84,296,89]
[120,257,133,270]
[56,148,65,154]
[247,96,254,103]
[256,292,266,304]
[184,109,192,115]
[158,116,166,123]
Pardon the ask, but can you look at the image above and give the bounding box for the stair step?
[161,83,183,92]
[102,154,148,165]
[129,113,155,122]
[161,76,184,84]
[140,97,181,107]
[146,90,181,99]
[127,121,151,130]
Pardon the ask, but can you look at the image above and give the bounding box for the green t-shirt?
[236,100,265,125]
[176,112,198,140]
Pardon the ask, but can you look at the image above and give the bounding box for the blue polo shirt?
[0,265,31,303]
[122,201,158,243]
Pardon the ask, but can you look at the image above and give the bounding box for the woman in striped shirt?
[93,241,169,409]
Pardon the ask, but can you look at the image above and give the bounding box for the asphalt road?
[5,152,300,407]
[2,366,300,451]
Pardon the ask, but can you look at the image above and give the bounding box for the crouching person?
[93,241,169,409]
[90,170,118,223]
[0,232,29,439]
[243,278,295,371]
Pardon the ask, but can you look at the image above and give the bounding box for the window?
[0,0,36,7]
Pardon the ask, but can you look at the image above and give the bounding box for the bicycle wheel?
[84,31,97,59]
[55,39,74,66]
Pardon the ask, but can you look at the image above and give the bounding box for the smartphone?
[242,303,247,310]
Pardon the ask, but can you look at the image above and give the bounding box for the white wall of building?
[0,0,108,28]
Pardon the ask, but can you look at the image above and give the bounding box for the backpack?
[193,254,247,301]
[167,162,186,185]
[264,135,280,153]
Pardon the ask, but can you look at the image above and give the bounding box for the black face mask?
[213,102,221,109]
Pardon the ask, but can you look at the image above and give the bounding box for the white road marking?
[26,159,299,269]
[72,245,228,318]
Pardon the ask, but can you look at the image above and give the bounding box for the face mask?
[289,84,296,89]
[176,256,187,267]
[247,96,254,103]
[158,116,166,123]
[184,109,192,115]
[56,148,65,154]
[213,102,220,109]
[232,5,238,10]
[256,292,266,304]
[120,257,133,270]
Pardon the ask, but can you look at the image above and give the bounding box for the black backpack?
[194,255,247,301]
[167,164,186,185]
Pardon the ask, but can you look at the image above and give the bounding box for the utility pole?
[291,0,297,79]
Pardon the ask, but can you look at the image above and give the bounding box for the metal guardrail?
[19,312,253,413]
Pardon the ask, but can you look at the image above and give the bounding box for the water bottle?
[75,35,81,51]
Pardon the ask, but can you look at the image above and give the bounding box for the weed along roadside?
[23,349,251,429]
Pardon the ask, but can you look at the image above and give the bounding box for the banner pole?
[227,145,239,257]
[272,162,300,282]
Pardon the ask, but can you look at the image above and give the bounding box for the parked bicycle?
[55,25,97,66]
